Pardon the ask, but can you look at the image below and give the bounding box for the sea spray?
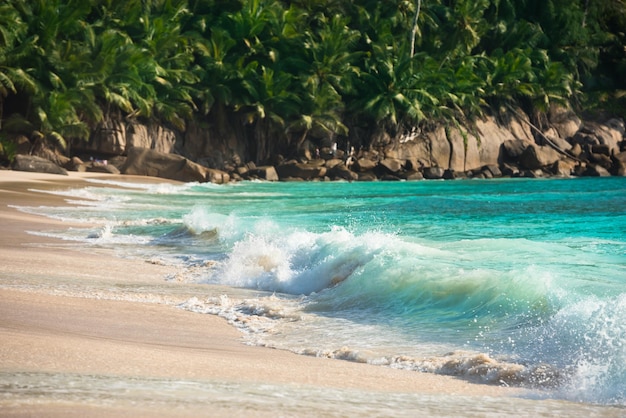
[14,177,626,406]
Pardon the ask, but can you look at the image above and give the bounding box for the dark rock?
[318,147,334,160]
[307,159,326,167]
[572,132,599,147]
[573,163,587,177]
[323,158,343,169]
[327,163,358,181]
[403,159,419,171]
[202,166,231,184]
[378,158,403,174]
[276,162,326,180]
[548,104,582,139]
[443,169,456,180]
[501,139,530,161]
[120,147,229,183]
[403,170,424,181]
[86,162,121,174]
[353,158,377,172]
[14,135,31,155]
[572,121,623,154]
[519,144,561,170]
[550,160,577,177]
[11,155,68,175]
[500,163,520,177]
[357,172,378,181]
[610,158,626,176]
[31,144,71,168]
[591,144,611,156]
[248,166,279,181]
[423,166,445,179]
[583,164,611,177]
[589,153,613,170]
[88,119,127,155]
[543,128,574,153]
[269,154,285,167]
[108,156,126,170]
[483,164,502,178]
[520,169,544,178]
[453,170,468,179]
[614,151,626,164]
[65,156,85,171]
[569,143,583,158]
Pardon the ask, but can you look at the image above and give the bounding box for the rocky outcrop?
[548,104,582,140]
[8,105,625,182]
[11,155,68,175]
[501,140,562,170]
[120,147,229,184]
[423,167,446,180]
[571,120,624,152]
[248,165,279,181]
[383,112,535,176]
[276,161,326,180]
[80,119,178,156]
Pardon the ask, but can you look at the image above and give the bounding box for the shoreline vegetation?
[1,1,625,183]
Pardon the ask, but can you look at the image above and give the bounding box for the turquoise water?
[21,177,626,406]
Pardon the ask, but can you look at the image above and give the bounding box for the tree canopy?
[1,0,624,161]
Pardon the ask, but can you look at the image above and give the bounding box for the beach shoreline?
[1,170,616,417]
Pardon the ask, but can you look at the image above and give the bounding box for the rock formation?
[11,155,68,175]
[119,147,230,184]
[4,106,625,183]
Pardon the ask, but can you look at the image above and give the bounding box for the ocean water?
[14,176,626,409]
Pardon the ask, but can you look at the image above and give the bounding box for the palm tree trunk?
[296,130,309,150]
[410,0,422,58]
[506,105,582,162]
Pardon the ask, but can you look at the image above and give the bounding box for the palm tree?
[238,65,301,161]
[300,14,361,96]
[0,2,36,129]
[355,52,428,136]
[287,82,348,152]
[0,0,97,150]
[409,0,422,58]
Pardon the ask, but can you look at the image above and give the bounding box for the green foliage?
[0,134,17,163]
[0,0,623,158]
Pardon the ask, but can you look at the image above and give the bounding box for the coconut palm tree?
[1,0,97,149]
[0,1,36,129]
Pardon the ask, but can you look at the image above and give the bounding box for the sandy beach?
[2,170,616,417]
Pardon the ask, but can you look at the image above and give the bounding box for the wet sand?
[0,170,593,417]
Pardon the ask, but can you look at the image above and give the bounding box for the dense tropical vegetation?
[1,0,624,163]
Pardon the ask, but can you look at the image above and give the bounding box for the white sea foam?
[552,294,626,405]
[27,187,108,201]
[85,178,197,193]
[182,206,236,237]
[13,177,626,407]
[177,294,564,388]
[199,225,398,295]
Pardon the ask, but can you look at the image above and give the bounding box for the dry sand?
[0,170,554,417]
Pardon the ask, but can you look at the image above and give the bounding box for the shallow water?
[13,177,626,408]
[2,371,623,417]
